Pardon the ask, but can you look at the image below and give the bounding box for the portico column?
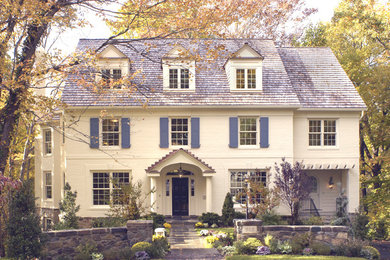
[150,177,156,212]
[206,176,212,212]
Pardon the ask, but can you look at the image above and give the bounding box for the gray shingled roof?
[62,39,366,109]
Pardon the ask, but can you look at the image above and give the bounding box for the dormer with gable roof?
[96,45,130,89]
[162,45,196,92]
[225,43,264,92]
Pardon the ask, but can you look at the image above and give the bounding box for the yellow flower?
[163,222,172,229]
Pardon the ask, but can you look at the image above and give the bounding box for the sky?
[51,0,342,55]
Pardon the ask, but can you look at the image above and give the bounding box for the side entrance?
[172,178,189,216]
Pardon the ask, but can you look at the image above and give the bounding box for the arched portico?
[146,149,215,216]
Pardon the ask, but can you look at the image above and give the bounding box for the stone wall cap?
[126,220,153,224]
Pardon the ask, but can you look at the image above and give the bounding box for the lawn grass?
[227,255,365,260]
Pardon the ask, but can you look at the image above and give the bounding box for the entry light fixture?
[178,163,184,178]
[328,177,334,189]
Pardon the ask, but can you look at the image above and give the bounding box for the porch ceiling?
[145,148,215,176]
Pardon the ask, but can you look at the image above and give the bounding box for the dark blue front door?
[172,178,189,216]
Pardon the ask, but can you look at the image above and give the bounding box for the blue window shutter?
[260,117,269,148]
[191,117,200,148]
[121,118,131,148]
[229,117,238,148]
[160,117,169,148]
[90,118,99,148]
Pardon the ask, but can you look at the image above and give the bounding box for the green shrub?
[303,216,324,225]
[221,246,236,256]
[144,213,165,230]
[269,238,280,254]
[103,248,134,260]
[260,211,281,225]
[75,241,98,260]
[369,218,388,240]
[221,193,235,226]
[361,246,380,260]
[131,241,152,254]
[278,240,292,254]
[199,212,220,226]
[92,217,126,228]
[149,236,170,258]
[6,180,43,259]
[56,183,80,229]
[334,239,368,257]
[233,211,246,220]
[310,241,331,255]
[263,234,273,247]
[291,232,312,254]
[234,238,263,255]
[351,212,369,240]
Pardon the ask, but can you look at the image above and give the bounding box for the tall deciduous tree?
[273,158,311,225]
[294,0,390,238]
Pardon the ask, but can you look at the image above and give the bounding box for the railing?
[301,198,320,217]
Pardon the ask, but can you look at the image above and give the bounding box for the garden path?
[165,218,224,259]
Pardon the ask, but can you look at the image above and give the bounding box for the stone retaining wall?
[234,219,349,245]
[43,220,153,259]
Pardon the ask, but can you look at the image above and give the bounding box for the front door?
[172,178,189,216]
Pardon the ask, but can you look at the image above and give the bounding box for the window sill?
[308,146,339,150]
[230,89,262,92]
[90,205,110,210]
[163,88,195,92]
[238,145,259,149]
[170,145,190,149]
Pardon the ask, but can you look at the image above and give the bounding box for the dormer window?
[225,43,263,92]
[169,68,189,89]
[236,69,256,89]
[163,45,195,91]
[101,69,122,89]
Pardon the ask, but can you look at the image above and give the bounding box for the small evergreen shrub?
[149,236,170,258]
[55,183,80,230]
[6,180,43,259]
[131,241,152,254]
[238,238,262,254]
[291,232,312,254]
[199,212,220,226]
[144,213,165,230]
[303,216,324,225]
[269,238,280,253]
[233,211,246,219]
[260,210,282,225]
[221,193,235,226]
[310,241,331,255]
[351,212,369,240]
[360,246,380,260]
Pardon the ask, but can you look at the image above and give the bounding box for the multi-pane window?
[102,119,120,146]
[230,170,267,204]
[169,68,189,89]
[101,69,122,89]
[112,172,130,204]
[236,69,245,89]
[45,172,52,199]
[309,119,336,146]
[191,179,195,196]
[239,118,257,145]
[171,118,188,145]
[92,172,130,205]
[166,180,170,196]
[236,69,256,89]
[44,129,52,155]
[93,172,110,205]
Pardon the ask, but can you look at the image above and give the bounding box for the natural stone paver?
[166,218,224,259]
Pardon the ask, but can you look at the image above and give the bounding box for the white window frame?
[101,118,121,148]
[162,60,196,91]
[44,171,52,200]
[100,68,123,89]
[235,68,256,89]
[239,117,258,147]
[230,169,267,205]
[43,129,52,155]
[308,119,337,148]
[169,68,190,89]
[170,117,190,147]
[226,60,263,92]
[92,171,130,206]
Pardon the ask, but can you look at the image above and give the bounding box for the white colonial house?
[34,39,366,228]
